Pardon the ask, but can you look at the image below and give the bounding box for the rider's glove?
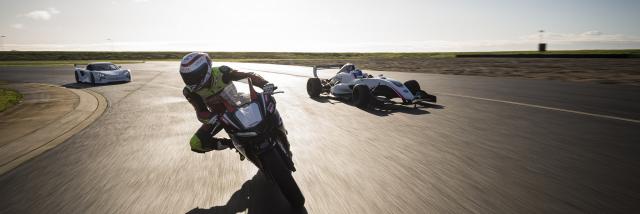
[262,83,276,94]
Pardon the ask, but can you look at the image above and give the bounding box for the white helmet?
[179,52,212,91]
[339,63,356,73]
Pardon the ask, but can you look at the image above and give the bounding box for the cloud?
[3,31,640,51]
[22,8,61,20]
[48,8,60,14]
[523,31,640,43]
[11,24,24,29]
[581,31,603,36]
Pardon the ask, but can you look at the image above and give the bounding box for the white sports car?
[306,63,436,108]
[74,62,132,84]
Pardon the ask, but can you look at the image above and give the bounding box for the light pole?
[107,38,114,52]
[538,30,546,52]
[0,35,6,51]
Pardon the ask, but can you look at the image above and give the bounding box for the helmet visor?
[181,63,210,90]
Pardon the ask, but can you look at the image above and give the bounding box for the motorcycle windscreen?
[219,83,252,107]
[234,103,262,128]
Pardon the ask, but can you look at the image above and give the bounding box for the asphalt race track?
[0,62,639,213]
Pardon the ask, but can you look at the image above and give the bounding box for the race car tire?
[306,78,322,98]
[352,84,371,108]
[404,80,420,95]
[74,71,80,83]
[415,90,437,103]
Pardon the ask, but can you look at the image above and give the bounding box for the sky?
[1,0,639,52]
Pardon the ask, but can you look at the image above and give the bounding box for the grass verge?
[0,60,145,67]
[0,87,23,112]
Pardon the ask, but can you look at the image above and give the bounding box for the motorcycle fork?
[273,137,296,172]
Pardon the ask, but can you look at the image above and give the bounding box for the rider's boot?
[220,139,245,161]
[235,150,246,161]
[190,137,231,153]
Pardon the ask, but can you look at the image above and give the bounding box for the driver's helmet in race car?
[179,52,213,91]
[339,63,356,73]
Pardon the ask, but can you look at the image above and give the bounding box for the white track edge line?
[438,92,640,124]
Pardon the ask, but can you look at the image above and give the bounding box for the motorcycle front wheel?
[260,148,305,208]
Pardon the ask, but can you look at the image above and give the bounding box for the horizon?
[1,0,639,52]
[1,49,639,53]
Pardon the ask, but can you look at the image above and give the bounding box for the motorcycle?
[211,78,304,208]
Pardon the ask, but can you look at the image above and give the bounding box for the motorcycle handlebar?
[264,89,284,95]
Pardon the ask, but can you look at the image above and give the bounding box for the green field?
[0,60,146,67]
[0,87,22,112]
[453,49,640,56]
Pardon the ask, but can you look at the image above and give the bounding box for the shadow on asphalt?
[61,81,129,89]
[310,95,444,116]
[310,96,342,104]
[419,102,445,109]
[366,104,428,116]
[185,172,307,214]
[366,101,446,116]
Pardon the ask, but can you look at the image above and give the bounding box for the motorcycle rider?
[180,52,276,153]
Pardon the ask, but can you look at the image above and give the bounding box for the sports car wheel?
[306,78,322,98]
[352,84,371,108]
[404,80,420,95]
[90,73,96,86]
[74,71,80,83]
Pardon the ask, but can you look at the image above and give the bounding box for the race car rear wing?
[312,64,343,78]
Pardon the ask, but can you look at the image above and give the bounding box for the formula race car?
[74,62,132,84]
[306,63,436,108]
